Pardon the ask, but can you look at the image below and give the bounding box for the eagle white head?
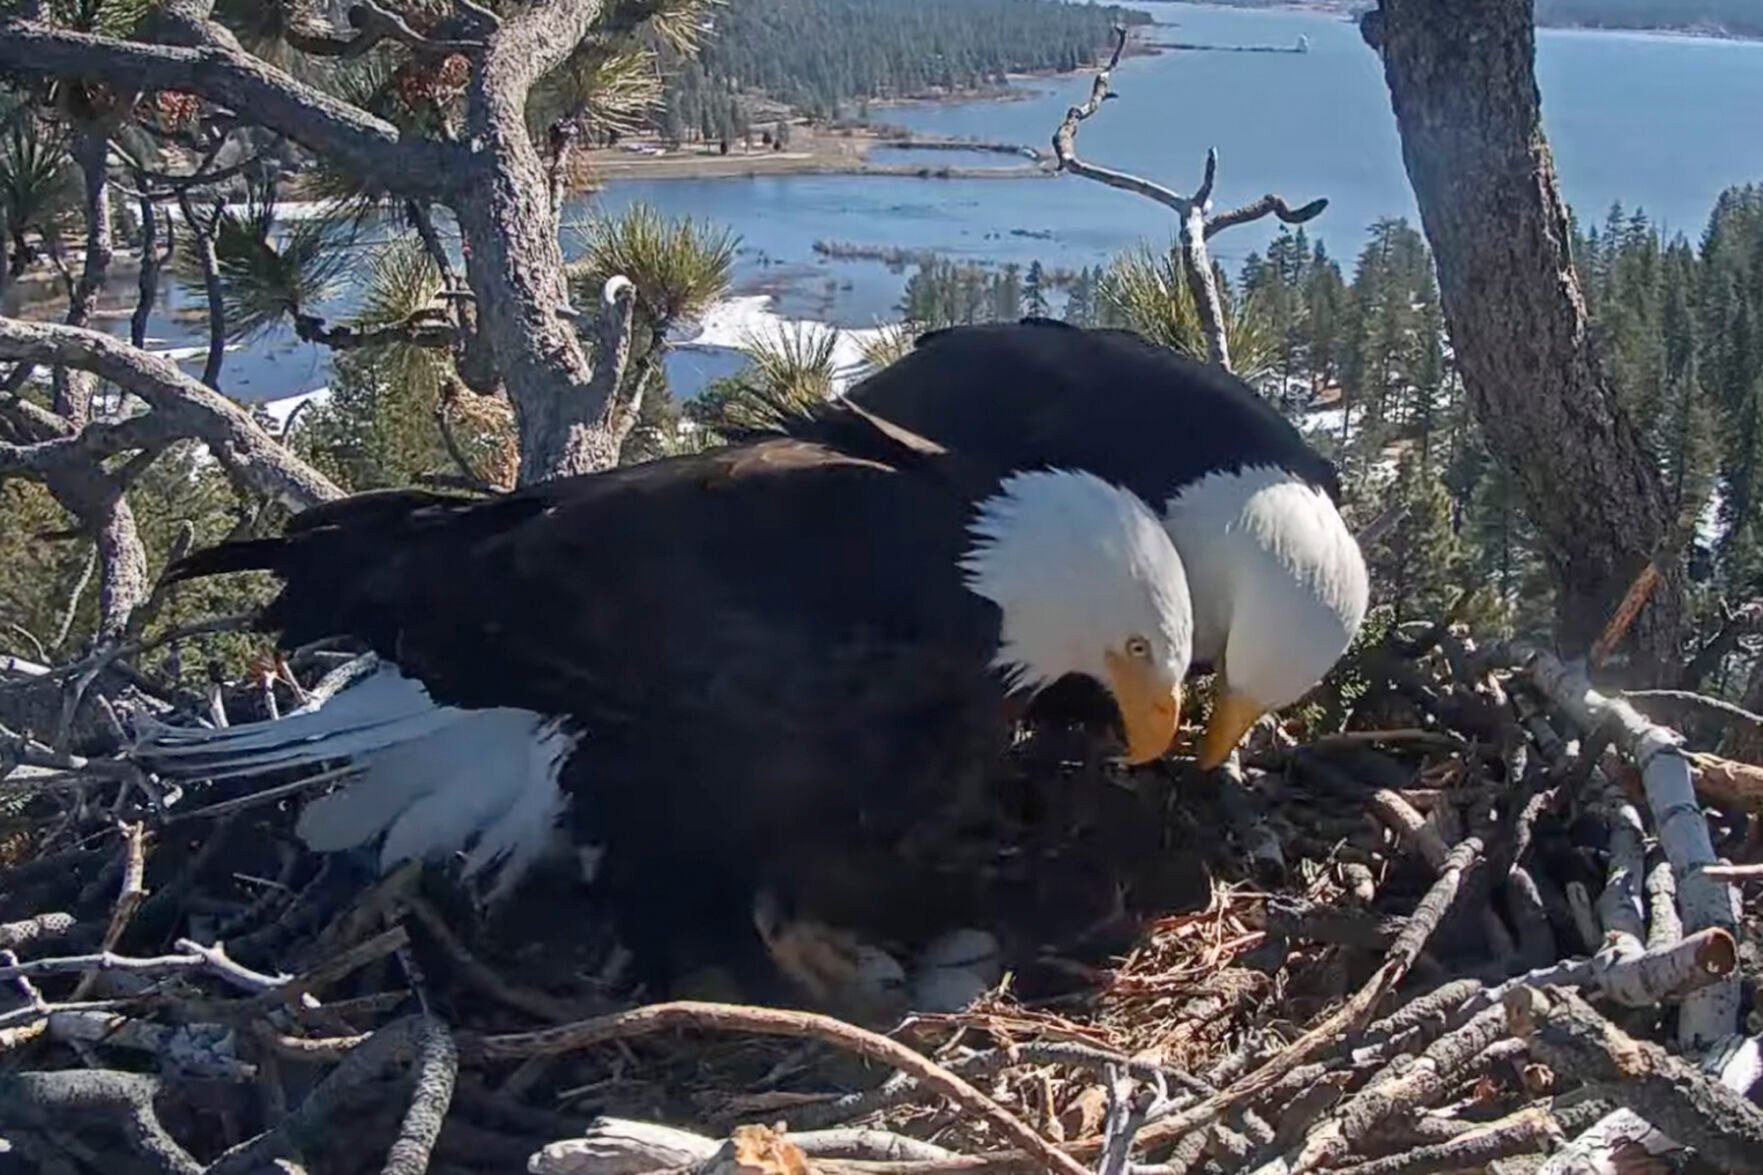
[1164,465,1369,768]
[960,467,1193,764]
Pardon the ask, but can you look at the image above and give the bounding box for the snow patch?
[683,294,894,393]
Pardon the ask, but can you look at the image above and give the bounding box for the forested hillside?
[843,185,1763,663]
[1537,0,1763,36]
[659,0,1148,137]
[1198,0,1763,37]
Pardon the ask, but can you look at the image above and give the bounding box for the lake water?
[94,2,1763,403]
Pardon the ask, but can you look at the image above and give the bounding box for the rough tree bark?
[0,319,344,511]
[1364,0,1680,675]
[0,0,634,485]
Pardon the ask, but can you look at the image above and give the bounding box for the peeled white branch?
[1495,645,1740,1048]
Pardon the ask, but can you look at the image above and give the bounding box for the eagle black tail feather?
[162,536,292,585]
[165,487,536,651]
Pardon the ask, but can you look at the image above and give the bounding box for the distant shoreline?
[575,34,1161,186]
[576,127,1056,186]
[1159,0,1762,44]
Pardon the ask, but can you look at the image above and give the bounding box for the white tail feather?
[134,664,579,899]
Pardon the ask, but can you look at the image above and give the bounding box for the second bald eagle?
[759,318,1369,766]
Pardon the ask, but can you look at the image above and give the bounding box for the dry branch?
[1327,1106,1563,1175]
[1685,750,1763,813]
[1538,1036,1762,1175]
[1047,26,1324,371]
[207,1015,456,1175]
[471,1001,1092,1175]
[1285,1005,1510,1173]
[0,1068,201,1175]
[0,13,457,200]
[1494,645,1740,1047]
[70,819,145,1000]
[1504,986,1763,1173]
[0,317,342,509]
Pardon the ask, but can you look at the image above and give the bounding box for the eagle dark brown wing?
[751,318,1343,505]
[167,435,1020,990]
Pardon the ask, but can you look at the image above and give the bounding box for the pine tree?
[994,262,1023,322]
[1367,453,1466,627]
[1024,260,1049,318]
[1302,244,1348,399]
[1063,267,1095,326]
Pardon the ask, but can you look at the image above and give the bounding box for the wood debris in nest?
[0,618,1760,1174]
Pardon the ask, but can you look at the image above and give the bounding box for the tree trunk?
[454,63,620,485]
[1366,0,1680,676]
[52,128,113,425]
[42,463,149,643]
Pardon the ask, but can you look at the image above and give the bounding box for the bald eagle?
[134,412,1192,1009]
[756,319,1369,769]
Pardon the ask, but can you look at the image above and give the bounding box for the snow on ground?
[1698,483,1728,548]
[259,387,331,429]
[683,294,893,393]
[1298,406,1347,439]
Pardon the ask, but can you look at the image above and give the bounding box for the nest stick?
[1285,1005,1511,1173]
[70,820,146,1001]
[471,1001,1093,1175]
[1325,1106,1563,1175]
[0,1069,201,1175]
[1504,985,1763,1174]
[0,912,77,950]
[382,1016,458,1175]
[208,1015,454,1175]
[1643,850,1683,951]
[1500,646,1741,1046]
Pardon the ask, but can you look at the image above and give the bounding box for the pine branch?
[0,316,341,509]
[0,13,459,199]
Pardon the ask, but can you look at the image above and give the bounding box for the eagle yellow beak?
[1197,688,1267,771]
[1103,648,1182,765]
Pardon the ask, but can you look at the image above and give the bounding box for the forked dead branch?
[1049,27,1327,371]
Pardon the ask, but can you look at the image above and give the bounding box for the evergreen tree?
[995,262,1023,322]
[1024,260,1049,318]
[1366,453,1466,627]
[1302,244,1348,398]
[1063,267,1096,326]
[663,0,1147,130]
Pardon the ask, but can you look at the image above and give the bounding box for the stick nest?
[2,621,1761,1175]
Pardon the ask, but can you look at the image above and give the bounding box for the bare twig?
[0,941,284,993]
[471,1001,1092,1175]
[1621,689,1763,737]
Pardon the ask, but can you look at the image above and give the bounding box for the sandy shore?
[575,123,1048,184]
